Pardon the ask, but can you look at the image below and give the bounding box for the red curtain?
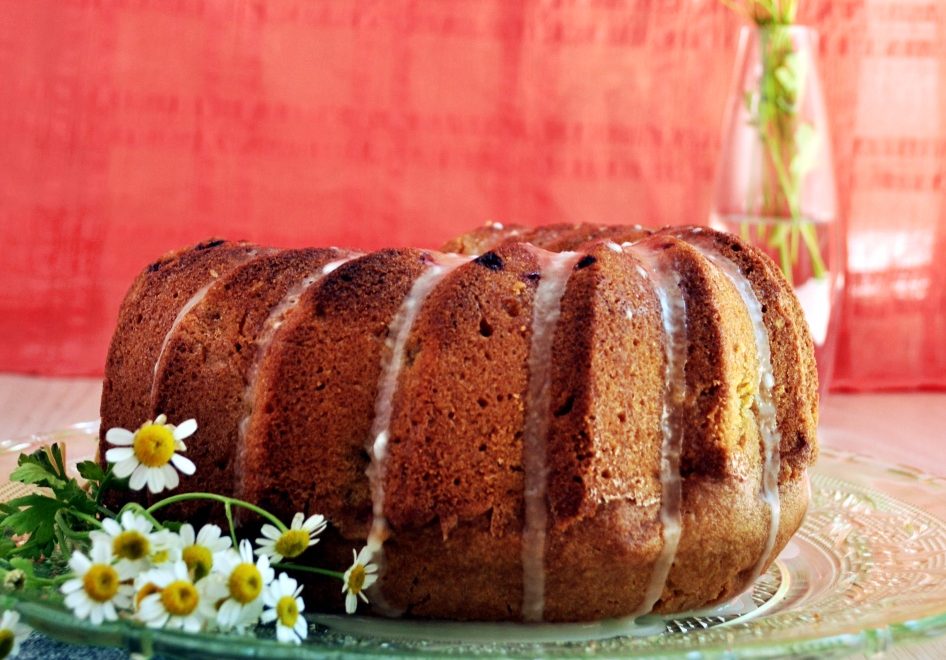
[1,0,944,390]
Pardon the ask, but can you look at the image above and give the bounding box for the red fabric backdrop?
[0,0,944,390]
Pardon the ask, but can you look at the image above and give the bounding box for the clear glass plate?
[3,423,946,658]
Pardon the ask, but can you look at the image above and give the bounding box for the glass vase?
[710,25,842,396]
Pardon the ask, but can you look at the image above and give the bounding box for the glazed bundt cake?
[99,224,818,622]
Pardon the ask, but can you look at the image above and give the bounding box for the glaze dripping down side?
[520,247,583,622]
[691,242,782,584]
[365,253,475,613]
[623,241,688,616]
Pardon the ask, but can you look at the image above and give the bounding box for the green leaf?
[9,462,65,490]
[0,494,62,558]
[77,461,105,484]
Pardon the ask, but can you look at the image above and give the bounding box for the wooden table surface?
[1,373,945,659]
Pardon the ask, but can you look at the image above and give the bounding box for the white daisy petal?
[73,598,92,619]
[302,514,326,533]
[112,456,139,479]
[102,518,122,535]
[162,464,180,491]
[129,464,149,490]
[170,453,196,475]
[276,625,292,643]
[105,447,134,463]
[105,427,134,445]
[173,418,198,440]
[146,468,165,494]
[61,578,83,594]
[69,552,91,575]
[179,524,195,547]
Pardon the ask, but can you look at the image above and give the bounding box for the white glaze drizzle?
[692,244,782,583]
[152,280,214,390]
[237,253,359,448]
[622,241,687,616]
[520,247,583,622]
[365,253,474,575]
[149,250,260,406]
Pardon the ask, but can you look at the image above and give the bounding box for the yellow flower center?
[183,545,213,580]
[0,629,14,659]
[133,423,176,467]
[347,564,366,595]
[228,564,263,604]
[151,548,171,565]
[274,530,309,559]
[161,580,199,616]
[113,530,150,561]
[135,581,161,609]
[83,564,120,602]
[276,595,299,628]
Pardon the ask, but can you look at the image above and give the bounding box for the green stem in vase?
[737,20,828,285]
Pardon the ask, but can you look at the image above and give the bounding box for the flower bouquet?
[0,415,376,655]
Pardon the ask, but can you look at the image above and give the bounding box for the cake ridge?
[148,249,260,407]
[623,239,687,615]
[235,251,360,500]
[688,238,782,585]
[365,251,475,613]
[520,247,583,622]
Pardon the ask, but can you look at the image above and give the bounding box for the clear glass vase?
[710,25,842,396]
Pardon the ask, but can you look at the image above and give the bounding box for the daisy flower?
[255,512,327,563]
[135,561,225,633]
[104,414,197,494]
[148,528,184,567]
[342,546,378,614]
[215,540,274,632]
[261,573,307,645]
[0,610,30,659]
[61,541,134,625]
[90,510,155,574]
[132,572,163,613]
[179,523,231,581]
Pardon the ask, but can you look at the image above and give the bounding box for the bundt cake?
[99,224,818,623]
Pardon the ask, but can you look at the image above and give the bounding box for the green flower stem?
[66,510,102,530]
[738,22,829,284]
[145,493,287,533]
[224,501,238,548]
[27,573,73,587]
[275,561,345,581]
[799,221,827,278]
[53,510,92,542]
[54,524,71,558]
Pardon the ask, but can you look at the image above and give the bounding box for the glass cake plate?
[3,422,946,658]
